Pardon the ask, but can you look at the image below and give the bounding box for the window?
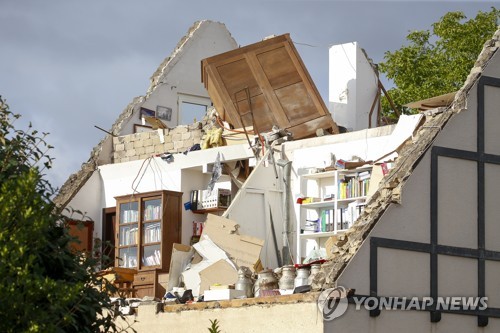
[178,94,211,125]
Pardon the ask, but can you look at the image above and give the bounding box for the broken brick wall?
[112,123,203,163]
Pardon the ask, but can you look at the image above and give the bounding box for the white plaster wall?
[120,21,237,134]
[64,171,104,239]
[329,42,356,130]
[332,49,500,332]
[329,42,378,131]
[117,302,323,333]
[98,159,182,207]
[356,46,379,128]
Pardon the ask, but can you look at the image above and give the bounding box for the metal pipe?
[277,158,293,265]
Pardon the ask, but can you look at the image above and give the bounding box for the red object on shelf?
[294,259,327,269]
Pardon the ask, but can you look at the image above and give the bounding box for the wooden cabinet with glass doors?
[115,190,182,298]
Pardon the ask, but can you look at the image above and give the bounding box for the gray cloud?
[0,0,496,188]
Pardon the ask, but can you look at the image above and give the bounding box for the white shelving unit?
[296,166,372,261]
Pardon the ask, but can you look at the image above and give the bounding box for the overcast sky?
[0,1,497,188]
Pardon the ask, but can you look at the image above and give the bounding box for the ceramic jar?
[307,264,321,285]
[235,266,254,298]
[254,269,279,297]
[294,267,310,288]
[279,265,296,290]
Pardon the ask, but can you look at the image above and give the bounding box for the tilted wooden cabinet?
[201,34,339,139]
[115,190,182,298]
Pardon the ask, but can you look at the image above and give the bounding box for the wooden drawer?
[132,270,166,299]
[134,271,156,286]
[135,284,154,299]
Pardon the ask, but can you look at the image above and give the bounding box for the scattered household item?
[235,266,254,298]
[293,285,311,294]
[278,265,296,290]
[204,287,245,301]
[174,289,194,304]
[183,143,201,155]
[294,267,310,289]
[254,269,279,297]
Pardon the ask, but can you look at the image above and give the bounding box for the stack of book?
[303,219,320,233]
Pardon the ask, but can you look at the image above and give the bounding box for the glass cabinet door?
[117,201,138,268]
[142,244,161,267]
[141,198,161,267]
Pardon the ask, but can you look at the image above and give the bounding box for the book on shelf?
[144,223,161,243]
[192,221,204,236]
[336,200,366,230]
[190,190,199,210]
[122,209,138,223]
[144,204,161,220]
[358,171,371,181]
[338,175,371,199]
[303,219,320,233]
[122,252,137,268]
[143,250,161,266]
[121,226,138,246]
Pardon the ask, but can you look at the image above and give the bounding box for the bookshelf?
[115,190,182,298]
[296,166,372,261]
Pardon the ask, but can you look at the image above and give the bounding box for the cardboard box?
[180,238,237,297]
[204,289,246,301]
[158,273,169,292]
[202,214,264,272]
[199,260,238,295]
[167,243,194,293]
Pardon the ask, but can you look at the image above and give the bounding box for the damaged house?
[54,20,500,332]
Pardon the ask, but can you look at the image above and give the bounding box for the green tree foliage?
[379,8,499,121]
[0,97,122,333]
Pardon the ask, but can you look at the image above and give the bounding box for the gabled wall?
[119,21,237,134]
[327,49,500,332]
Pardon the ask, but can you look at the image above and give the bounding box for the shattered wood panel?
[202,34,339,139]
